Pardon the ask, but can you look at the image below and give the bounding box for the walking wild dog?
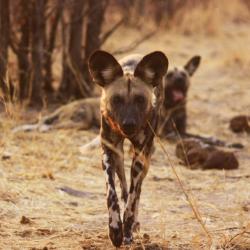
[88,50,168,246]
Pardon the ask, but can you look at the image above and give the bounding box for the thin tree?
[60,0,86,100]
[83,0,107,88]
[10,0,32,101]
[44,1,64,96]
[30,0,46,106]
[0,0,11,100]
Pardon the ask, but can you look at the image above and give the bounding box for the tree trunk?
[0,0,11,100]
[60,0,86,100]
[117,0,134,24]
[17,0,31,101]
[30,0,46,106]
[84,0,106,62]
[83,0,106,89]
[44,1,64,96]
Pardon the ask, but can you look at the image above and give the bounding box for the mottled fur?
[88,50,168,247]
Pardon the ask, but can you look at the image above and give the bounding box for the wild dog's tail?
[181,132,244,149]
[12,123,51,133]
[79,135,101,153]
[12,112,59,133]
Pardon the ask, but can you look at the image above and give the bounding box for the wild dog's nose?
[174,76,185,86]
[122,119,137,136]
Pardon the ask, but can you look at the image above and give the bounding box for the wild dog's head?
[89,51,168,137]
[163,56,201,108]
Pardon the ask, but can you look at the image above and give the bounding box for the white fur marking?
[145,68,155,80]
[124,236,133,242]
[137,131,145,144]
[103,153,116,195]
[151,92,157,107]
[101,67,114,81]
[109,208,120,229]
[126,171,141,216]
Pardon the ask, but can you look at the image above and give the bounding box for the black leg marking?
[123,123,155,244]
[103,151,123,247]
[101,117,125,247]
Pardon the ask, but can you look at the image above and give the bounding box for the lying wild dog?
[13,97,100,133]
[158,56,243,149]
[175,139,239,170]
[88,50,168,246]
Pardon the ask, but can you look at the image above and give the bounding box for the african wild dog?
[88,50,168,246]
[13,97,100,133]
[159,55,201,137]
[157,56,243,148]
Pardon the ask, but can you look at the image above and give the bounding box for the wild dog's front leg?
[123,132,153,244]
[101,131,124,247]
[123,154,149,243]
[115,143,128,204]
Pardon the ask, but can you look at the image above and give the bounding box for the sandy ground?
[1,22,250,249]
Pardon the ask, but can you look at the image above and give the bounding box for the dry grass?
[169,0,250,36]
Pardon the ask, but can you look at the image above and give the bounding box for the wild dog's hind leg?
[123,129,154,244]
[101,120,124,247]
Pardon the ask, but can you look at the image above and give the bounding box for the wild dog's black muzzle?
[122,118,137,136]
[119,103,139,136]
[173,76,186,88]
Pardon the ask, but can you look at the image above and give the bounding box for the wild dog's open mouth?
[172,89,184,102]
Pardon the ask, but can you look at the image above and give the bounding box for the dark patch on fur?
[132,161,143,177]
[123,215,134,238]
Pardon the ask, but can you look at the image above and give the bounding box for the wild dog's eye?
[180,72,187,78]
[134,95,146,105]
[111,95,124,106]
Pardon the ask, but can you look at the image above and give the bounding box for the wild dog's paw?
[123,235,133,245]
[123,215,134,245]
[109,222,123,247]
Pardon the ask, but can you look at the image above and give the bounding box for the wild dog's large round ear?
[134,51,168,87]
[184,55,201,76]
[88,50,123,87]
